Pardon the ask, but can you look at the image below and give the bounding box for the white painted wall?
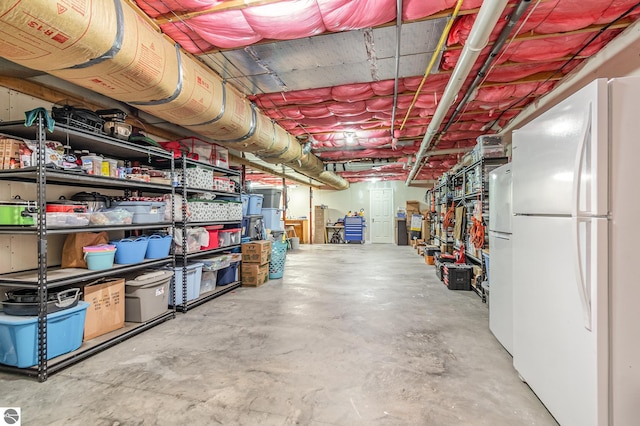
[285,181,427,241]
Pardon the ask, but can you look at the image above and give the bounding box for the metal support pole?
[36,112,48,382]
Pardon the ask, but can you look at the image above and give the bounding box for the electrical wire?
[399,0,465,132]
[443,200,455,228]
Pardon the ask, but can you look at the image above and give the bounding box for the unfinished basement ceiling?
[134,0,640,185]
[1,1,638,187]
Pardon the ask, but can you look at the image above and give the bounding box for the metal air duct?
[0,0,349,190]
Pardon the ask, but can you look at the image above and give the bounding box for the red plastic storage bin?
[201,225,223,250]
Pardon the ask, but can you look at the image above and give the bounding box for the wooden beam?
[154,0,285,25]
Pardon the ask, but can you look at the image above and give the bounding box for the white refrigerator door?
[488,163,512,234]
[488,232,512,354]
[512,215,608,426]
[512,79,608,217]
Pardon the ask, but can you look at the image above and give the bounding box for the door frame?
[369,188,394,243]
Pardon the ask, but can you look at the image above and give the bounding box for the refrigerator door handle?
[573,216,592,330]
[571,105,591,217]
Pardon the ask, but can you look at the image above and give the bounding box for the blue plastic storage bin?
[169,262,203,306]
[0,301,89,368]
[111,237,148,264]
[144,234,172,259]
[217,261,239,286]
[262,208,283,231]
[241,194,249,216]
[248,194,263,215]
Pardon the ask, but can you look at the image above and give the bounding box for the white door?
[488,232,513,355]
[512,79,608,216]
[512,215,608,426]
[369,188,393,243]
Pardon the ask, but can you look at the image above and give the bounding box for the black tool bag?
[52,105,104,133]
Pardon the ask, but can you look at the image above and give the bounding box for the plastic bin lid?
[0,301,89,324]
[125,270,174,287]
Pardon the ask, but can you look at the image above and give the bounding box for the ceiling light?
[344,131,357,145]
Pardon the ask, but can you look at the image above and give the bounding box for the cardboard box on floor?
[242,240,272,264]
[242,263,269,287]
[80,278,125,341]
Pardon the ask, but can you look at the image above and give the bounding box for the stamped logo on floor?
[1,408,20,426]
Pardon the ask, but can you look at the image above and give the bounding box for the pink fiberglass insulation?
[299,105,333,118]
[366,98,394,112]
[327,101,367,116]
[331,83,376,102]
[485,62,567,83]
[180,10,263,48]
[402,0,484,21]
[319,0,396,32]
[448,0,640,46]
[242,0,326,40]
[334,112,375,125]
[135,0,217,17]
[371,80,405,96]
[473,82,555,103]
[160,21,215,54]
[441,29,620,70]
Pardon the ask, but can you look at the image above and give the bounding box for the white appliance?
[488,163,513,355]
[512,77,640,426]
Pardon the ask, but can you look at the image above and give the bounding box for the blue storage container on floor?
[0,301,89,368]
[217,261,239,286]
[168,262,203,305]
[248,194,263,215]
[262,208,283,231]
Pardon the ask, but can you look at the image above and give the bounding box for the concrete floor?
[0,244,557,426]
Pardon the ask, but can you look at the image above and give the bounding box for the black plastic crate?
[435,259,445,281]
[443,264,473,290]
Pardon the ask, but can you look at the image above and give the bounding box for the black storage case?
[443,264,473,290]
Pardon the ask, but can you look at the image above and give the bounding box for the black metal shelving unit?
[428,156,508,301]
[175,154,242,313]
[0,117,176,381]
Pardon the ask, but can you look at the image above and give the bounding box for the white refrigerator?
[488,163,513,355]
[512,77,640,426]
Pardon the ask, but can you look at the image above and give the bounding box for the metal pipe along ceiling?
[0,0,349,190]
[405,0,511,185]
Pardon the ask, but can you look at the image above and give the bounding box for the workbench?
[284,219,309,244]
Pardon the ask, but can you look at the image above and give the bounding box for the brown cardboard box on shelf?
[241,240,272,264]
[241,263,269,287]
[1,138,22,170]
[80,278,125,341]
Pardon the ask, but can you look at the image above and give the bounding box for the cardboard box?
[1,138,22,170]
[241,240,272,264]
[241,263,269,287]
[81,278,125,341]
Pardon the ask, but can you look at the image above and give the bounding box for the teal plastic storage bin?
[168,262,203,306]
[0,301,89,368]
